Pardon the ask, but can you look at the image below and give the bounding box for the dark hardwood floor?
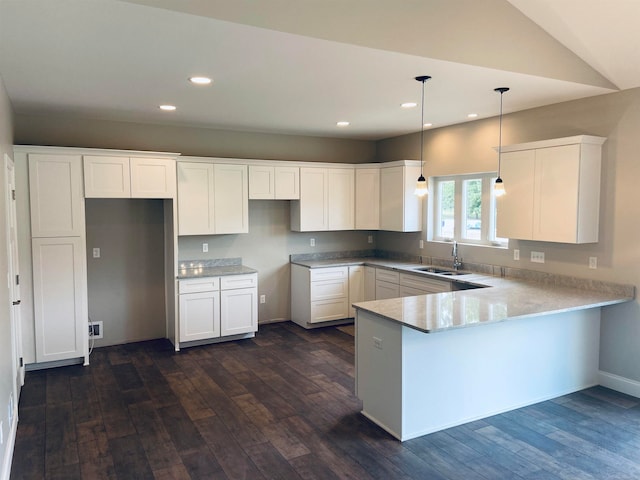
[10,322,640,479]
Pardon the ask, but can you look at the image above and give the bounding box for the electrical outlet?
[202,243,208,253]
[260,294,266,304]
[589,256,598,269]
[89,321,103,339]
[373,337,383,350]
[92,247,100,258]
[513,249,520,261]
[419,239,424,249]
[367,235,373,244]
[310,238,315,247]
[531,251,545,263]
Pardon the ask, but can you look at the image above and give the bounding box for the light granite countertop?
[291,257,634,333]
[177,258,257,279]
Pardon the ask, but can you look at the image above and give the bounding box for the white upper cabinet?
[29,153,84,237]
[249,165,275,199]
[379,163,422,232]
[327,168,355,230]
[355,168,380,230]
[291,167,354,231]
[274,166,300,199]
[177,162,215,235]
[84,155,176,198]
[213,164,249,234]
[249,165,299,200]
[497,135,605,243]
[177,161,248,235]
[130,157,176,198]
[83,156,130,198]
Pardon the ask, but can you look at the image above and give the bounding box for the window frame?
[429,172,507,247]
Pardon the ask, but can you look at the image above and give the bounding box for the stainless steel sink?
[413,266,470,276]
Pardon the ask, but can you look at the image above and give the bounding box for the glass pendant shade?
[415,175,428,197]
[494,177,505,197]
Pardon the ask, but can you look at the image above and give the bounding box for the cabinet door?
[364,266,376,301]
[220,287,257,336]
[349,265,364,317]
[177,162,215,235]
[327,168,355,230]
[496,150,536,240]
[179,291,220,342]
[32,237,87,362]
[214,164,249,234]
[533,145,580,242]
[355,168,380,230]
[249,165,275,199]
[130,157,176,198]
[29,153,84,237]
[275,166,299,199]
[83,155,131,198]
[297,168,327,231]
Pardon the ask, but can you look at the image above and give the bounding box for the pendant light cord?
[495,87,509,178]
[420,79,425,175]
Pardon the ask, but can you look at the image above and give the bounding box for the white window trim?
[428,172,507,248]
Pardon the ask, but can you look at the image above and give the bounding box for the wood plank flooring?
[10,322,640,479]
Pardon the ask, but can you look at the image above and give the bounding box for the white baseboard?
[0,411,18,480]
[599,370,640,399]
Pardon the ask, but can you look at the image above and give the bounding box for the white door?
[179,291,220,342]
[130,157,176,198]
[32,236,87,362]
[327,168,355,230]
[5,154,24,395]
[220,288,257,336]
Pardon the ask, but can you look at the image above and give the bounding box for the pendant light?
[494,87,509,197]
[414,75,431,197]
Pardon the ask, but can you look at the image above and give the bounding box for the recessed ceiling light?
[401,102,418,108]
[423,123,433,128]
[189,76,212,85]
[336,121,350,127]
[467,113,478,118]
[159,105,176,111]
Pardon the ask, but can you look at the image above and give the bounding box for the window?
[430,173,506,247]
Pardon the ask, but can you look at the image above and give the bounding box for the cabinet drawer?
[311,278,348,301]
[375,268,400,284]
[220,273,257,290]
[310,266,348,282]
[375,280,400,300]
[179,277,220,294]
[310,298,349,323]
[400,273,450,293]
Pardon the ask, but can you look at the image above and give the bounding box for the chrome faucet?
[452,241,463,270]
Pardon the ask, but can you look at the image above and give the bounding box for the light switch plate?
[589,257,597,269]
[202,243,208,253]
[92,247,100,258]
[310,238,315,247]
[514,249,520,261]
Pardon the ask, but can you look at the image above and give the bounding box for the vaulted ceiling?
[0,0,637,140]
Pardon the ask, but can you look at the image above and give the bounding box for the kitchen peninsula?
[353,268,634,441]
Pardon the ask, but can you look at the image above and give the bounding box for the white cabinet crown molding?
[14,145,179,158]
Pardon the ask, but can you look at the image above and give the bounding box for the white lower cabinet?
[178,278,220,342]
[348,266,364,317]
[32,237,87,363]
[220,275,258,336]
[178,273,257,345]
[374,268,451,300]
[291,264,352,328]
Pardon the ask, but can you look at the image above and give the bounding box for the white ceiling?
[0,0,636,140]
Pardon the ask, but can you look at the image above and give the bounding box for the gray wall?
[377,87,640,383]
[0,75,15,475]
[85,199,167,347]
[14,113,377,163]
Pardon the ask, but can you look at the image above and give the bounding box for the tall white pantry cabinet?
[27,153,89,365]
